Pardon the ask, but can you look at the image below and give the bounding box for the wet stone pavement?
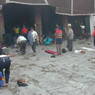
[1,39,95,95]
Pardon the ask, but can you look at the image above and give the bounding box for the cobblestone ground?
[1,39,95,95]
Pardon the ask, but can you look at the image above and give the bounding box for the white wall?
[90,15,95,46]
[90,15,95,34]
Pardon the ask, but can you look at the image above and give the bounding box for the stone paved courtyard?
[1,39,95,95]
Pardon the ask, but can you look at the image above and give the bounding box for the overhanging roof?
[0,0,6,4]
[73,0,94,15]
[47,0,71,14]
[47,0,94,15]
[6,0,48,5]
[1,0,95,15]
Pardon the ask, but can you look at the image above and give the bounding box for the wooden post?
[35,8,42,44]
[0,11,5,42]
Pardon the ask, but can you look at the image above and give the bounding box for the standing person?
[21,25,28,38]
[16,35,27,55]
[13,26,20,45]
[14,26,20,36]
[0,55,11,87]
[92,26,95,46]
[80,25,88,39]
[13,26,20,39]
[66,24,74,51]
[55,25,63,55]
[27,27,39,55]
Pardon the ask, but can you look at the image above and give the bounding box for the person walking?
[27,28,39,55]
[55,25,63,55]
[66,24,74,51]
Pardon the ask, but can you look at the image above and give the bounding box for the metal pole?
[94,0,95,13]
[71,0,73,14]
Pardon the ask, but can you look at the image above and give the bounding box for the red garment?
[0,77,2,80]
[22,28,28,34]
[92,29,95,36]
[45,50,59,55]
[55,29,63,38]
[55,29,63,34]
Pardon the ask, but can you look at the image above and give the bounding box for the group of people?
[0,23,74,88]
[55,24,74,55]
[16,27,39,55]
[13,25,28,41]
[1,23,92,87]
[0,26,39,87]
[16,23,74,55]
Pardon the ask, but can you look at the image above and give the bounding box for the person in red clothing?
[55,25,63,55]
[92,26,95,46]
[21,25,28,38]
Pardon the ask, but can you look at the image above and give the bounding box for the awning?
[47,0,94,16]
[73,0,94,15]
[2,0,95,15]
[7,0,48,5]
[47,0,71,15]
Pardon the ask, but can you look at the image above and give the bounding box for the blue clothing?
[0,57,11,83]
[27,31,33,45]
[55,38,62,44]
[43,37,53,45]
[0,72,4,87]
[27,31,37,52]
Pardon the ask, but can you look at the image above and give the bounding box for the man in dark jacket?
[0,55,11,87]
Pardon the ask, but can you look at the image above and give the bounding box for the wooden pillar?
[0,11,5,42]
[35,8,42,36]
[63,16,68,26]
[34,8,42,44]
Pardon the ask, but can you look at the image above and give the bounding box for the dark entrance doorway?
[41,6,56,38]
[2,3,57,45]
[68,16,90,39]
[3,3,35,45]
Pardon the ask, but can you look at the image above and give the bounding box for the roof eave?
[6,1,48,5]
[56,12,94,16]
